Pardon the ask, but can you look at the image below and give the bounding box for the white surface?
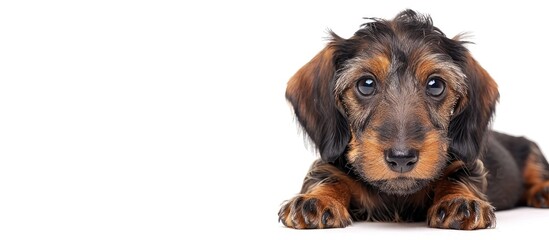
[267,208,549,240]
[1,0,548,239]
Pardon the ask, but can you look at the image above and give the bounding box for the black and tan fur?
[279,10,549,230]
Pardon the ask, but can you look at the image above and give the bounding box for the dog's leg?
[427,160,496,230]
[522,143,549,208]
[278,160,362,229]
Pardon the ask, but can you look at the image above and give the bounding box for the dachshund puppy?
[279,10,549,230]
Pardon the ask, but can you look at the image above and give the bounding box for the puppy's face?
[286,11,498,196]
[334,33,467,195]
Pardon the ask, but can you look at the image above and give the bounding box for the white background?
[1,0,548,239]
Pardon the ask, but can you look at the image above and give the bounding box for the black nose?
[385,148,418,173]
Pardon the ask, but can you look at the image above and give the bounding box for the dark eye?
[356,76,376,96]
[426,77,445,97]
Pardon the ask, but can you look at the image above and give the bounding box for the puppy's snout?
[384,148,418,173]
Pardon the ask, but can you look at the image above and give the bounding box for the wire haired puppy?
[278,9,549,230]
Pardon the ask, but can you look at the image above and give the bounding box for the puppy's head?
[286,10,499,195]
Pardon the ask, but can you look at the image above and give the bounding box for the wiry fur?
[279,9,549,230]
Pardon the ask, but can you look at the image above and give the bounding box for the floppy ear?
[448,52,499,163]
[286,42,350,163]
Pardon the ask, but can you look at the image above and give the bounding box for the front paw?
[427,195,495,230]
[278,194,352,229]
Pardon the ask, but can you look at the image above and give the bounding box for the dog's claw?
[321,209,332,225]
[459,202,470,218]
[437,208,446,222]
